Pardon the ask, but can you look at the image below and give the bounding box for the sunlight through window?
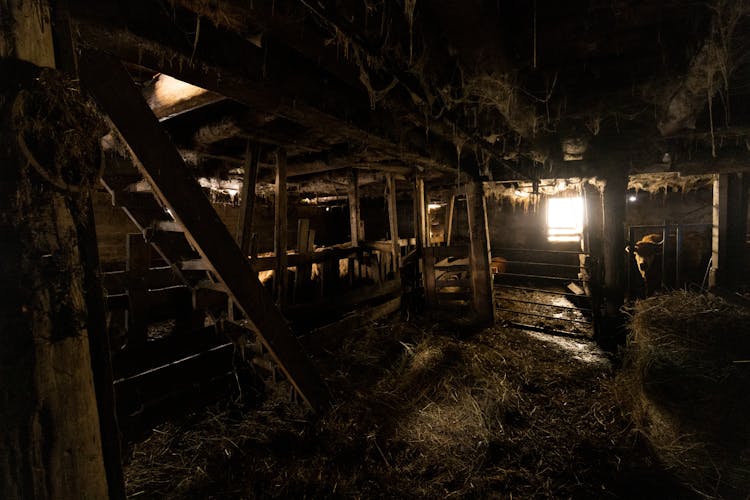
[547,197,583,242]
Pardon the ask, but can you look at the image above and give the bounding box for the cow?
[627,233,663,296]
[491,256,508,275]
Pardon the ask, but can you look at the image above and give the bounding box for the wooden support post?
[710,172,749,290]
[236,141,260,257]
[0,0,56,67]
[416,177,428,248]
[126,233,151,345]
[466,181,494,325]
[445,194,456,246]
[423,247,437,308]
[582,182,604,337]
[348,169,363,246]
[79,51,329,412]
[386,174,400,269]
[424,182,432,246]
[294,218,312,302]
[1,62,109,498]
[274,148,288,306]
[297,218,310,254]
[71,197,126,500]
[49,5,125,497]
[601,170,627,317]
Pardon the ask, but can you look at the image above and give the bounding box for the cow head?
[626,233,663,282]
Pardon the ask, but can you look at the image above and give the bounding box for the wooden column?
[415,177,428,248]
[0,0,56,67]
[274,148,288,305]
[466,180,494,325]
[0,61,108,499]
[583,182,604,337]
[294,218,313,301]
[50,6,125,497]
[386,174,400,268]
[348,169,363,246]
[71,197,126,500]
[423,182,431,246]
[236,141,260,257]
[445,195,456,246]
[601,170,628,317]
[710,172,749,290]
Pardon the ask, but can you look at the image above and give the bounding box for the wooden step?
[146,231,200,263]
[154,220,184,232]
[437,279,470,289]
[434,264,470,272]
[115,193,174,231]
[180,259,210,271]
[101,173,143,195]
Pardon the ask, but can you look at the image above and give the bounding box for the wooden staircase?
[82,50,329,412]
[101,167,231,327]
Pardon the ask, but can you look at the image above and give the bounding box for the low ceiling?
[70,0,750,196]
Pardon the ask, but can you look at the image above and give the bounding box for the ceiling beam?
[70,2,470,176]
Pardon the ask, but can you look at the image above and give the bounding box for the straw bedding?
[125,316,691,498]
[617,291,750,498]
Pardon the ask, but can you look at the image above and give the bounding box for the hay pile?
[618,291,750,498]
[123,316,682,498]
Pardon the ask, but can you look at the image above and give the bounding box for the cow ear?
[625,245,632,254]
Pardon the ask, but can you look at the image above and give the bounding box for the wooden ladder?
[82,50,329,412]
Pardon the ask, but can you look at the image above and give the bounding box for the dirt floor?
[123,316,696,499]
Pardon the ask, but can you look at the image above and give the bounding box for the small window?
[547,197,583,242]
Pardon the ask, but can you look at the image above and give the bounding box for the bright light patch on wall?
[547,197,583,242]
[151,74,209,107]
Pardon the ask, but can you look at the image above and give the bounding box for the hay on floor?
[123,316,683,498]
[617,291,750,498]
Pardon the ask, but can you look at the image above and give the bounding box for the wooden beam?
[386,174,400,267]
[72,18,462,175]
[294,218,312,302]
[445,195,456,245]
[423,247,437,308]
[466,181,494,326]
[348,169,363,246]
[0,0,56,67]
[79,51,329,412]
[297,219,311,254]
[1,61,109,500]
[50,6,126,497]
[274,149,289,306]
[710,172,749,290]
[170,0,529,179]
[237,141,261,257]
[601,169,627,317]
[69,194,126,500]
[415,177,427,249]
